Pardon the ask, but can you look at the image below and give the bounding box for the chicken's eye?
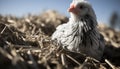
[79,5,84,9]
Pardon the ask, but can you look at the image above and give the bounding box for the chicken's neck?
[70,13,81,22]
[68,13,100,49]
[69,13,97,32]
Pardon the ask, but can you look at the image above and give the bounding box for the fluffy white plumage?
[52,0,105,60]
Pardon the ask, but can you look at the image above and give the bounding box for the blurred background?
[0,0,120,30]
[1,1,120,69]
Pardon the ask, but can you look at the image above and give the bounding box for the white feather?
[51,0,105,60]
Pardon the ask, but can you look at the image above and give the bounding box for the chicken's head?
[68,0,96,21]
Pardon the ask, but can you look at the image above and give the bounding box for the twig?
[61,54,66,66]
[66,54,81,66]
[0,25,6,34]
[11,49,24,61]
[0,47,13,60]
[85,57,100,63]
[12,45,32,48]
[38,38,44,48]
[56,48,64,57]
[43,45,56,60]
[105,59,116,69]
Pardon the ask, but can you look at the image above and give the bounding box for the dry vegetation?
[0,10,120,69]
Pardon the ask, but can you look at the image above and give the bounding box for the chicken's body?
[52,0,105,60]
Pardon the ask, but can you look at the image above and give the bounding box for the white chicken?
[52,0,105,60]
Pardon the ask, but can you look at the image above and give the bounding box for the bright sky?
[0,0,120,24]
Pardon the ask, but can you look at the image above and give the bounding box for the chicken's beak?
[68,3,76,12]
[68,3,79,14]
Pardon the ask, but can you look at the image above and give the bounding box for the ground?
[0,10,120,69]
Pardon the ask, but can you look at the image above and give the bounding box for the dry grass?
[0,10,120,69]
